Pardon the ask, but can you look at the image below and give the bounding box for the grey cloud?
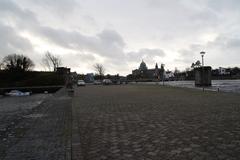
[137,49,165,57]
[0,22,33,59]
[0,0,38,28]
[208,0,240,11]
[207,36,240,67]
[126,48,166,66]
[1,0,239,74]
[145,0,227,40]
[189,9,219,27]
[13,0,79,17]
[175,50,195,64]
[0,0,124,58]
[176,35,240,67]
[208,36,240,50]
[0,0,167,72]
[95,48,166,69]
[175,44,203,64]
[31,23,165,65]
[27,0,78,10]
[60,52,95,68]
[227,38,240,49]
[127,48,165,60]
[36,27,125,58]
[98,30,125,48]
[13,0,97,34]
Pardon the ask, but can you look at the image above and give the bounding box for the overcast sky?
[0,0,240,75]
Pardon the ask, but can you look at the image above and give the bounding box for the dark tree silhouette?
[191,60,201,69]
[42,51,62,71]
[93,63,105,79]
[1,54,34,72]
[191,63,195,69]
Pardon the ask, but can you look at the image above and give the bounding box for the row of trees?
[0,52,107,79]
[0,52,62,72]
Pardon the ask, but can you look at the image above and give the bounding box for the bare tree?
[1,54,34,72]
[93,63,105,77]
[42,51,62,71]
[191,60,201,69]
[195,60,201,67]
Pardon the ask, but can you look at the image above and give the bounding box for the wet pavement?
[72,85,240,160]
[0,89,72,160]
[1,85,240,160]
[0,94,49,131]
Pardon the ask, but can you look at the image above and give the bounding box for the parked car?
[5,90,31,96]
[77,80,86,86]
[102,79,112,85]
[94,80,102,85]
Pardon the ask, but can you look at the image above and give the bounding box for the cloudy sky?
[0,0,240,75]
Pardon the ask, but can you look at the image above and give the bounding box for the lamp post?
[200,51,205,67]
[200,51,205,88]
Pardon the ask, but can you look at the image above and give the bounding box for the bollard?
[202,87,205,92]
[217,88,220,92]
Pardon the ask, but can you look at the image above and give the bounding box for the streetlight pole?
[200,51,205,67]
[200,51,205,89]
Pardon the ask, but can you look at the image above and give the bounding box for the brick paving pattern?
[1,88,72,160]
[1,85,240,160]
[72,85,240,160]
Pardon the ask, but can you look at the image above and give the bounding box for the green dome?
[139,60,148,71]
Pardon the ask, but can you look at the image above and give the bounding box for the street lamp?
[200,51,205,66]
[200,51,205,89]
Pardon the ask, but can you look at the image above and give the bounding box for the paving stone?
[1,88,72,160]
[3,85,238,160]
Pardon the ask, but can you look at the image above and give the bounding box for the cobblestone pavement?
[0,94,49,132]
[72,85,240,160]
[1,88,72,160]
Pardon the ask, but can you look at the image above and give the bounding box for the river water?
[132,80,240,93]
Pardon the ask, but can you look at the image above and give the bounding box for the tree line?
[0,52,62,72]
[0,52,107,78]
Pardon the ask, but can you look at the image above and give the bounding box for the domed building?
[132,60,163,79]
[139,60,148,71]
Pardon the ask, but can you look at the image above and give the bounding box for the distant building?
[219,67,230,75]
[165,71,174,80]
[84,73,95,83]
[132,60,164,80]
